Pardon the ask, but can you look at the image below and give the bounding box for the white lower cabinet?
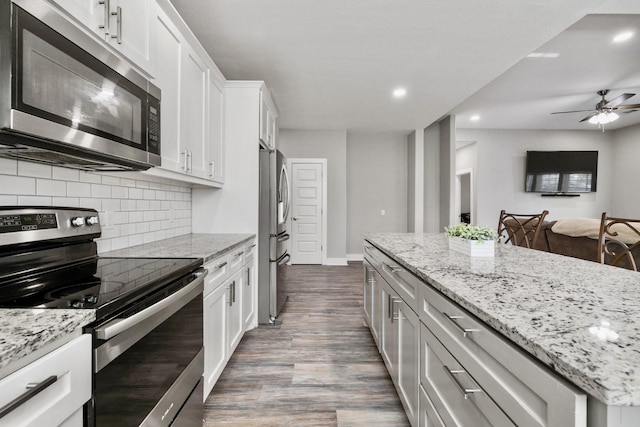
[203,239,257,400]
[363,240,587,427]
[0,334,91,427]
[378,269,419,427]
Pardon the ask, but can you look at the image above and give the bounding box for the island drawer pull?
[443,366,483,399]
[382,262,403,274]
[442,312,479,338]
[0,375,58,418]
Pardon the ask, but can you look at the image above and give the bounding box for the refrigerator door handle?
[277,233,290,242]
[277,253,291,266]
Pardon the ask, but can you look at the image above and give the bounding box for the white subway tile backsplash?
[19,195,52,205]
[1,167,193,254]
[3,176,36,195]
[17,162,52,178]
[68,182,91,197]
[37,179,66,196]
[91,184,112,198]
[52,167,79,182]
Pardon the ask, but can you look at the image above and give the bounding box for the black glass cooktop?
[0,256,202,320]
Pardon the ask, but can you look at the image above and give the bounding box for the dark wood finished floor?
[203,262,409,426]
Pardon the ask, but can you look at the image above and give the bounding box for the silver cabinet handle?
[110,6,122,44]
[187,150,193,172]
[98,0,110,33]
[390,298,400,323]
[181,150,188,171]
[228,282,233,306]
[232,281,236,304]
[236,251,244,257]
[443,366,483,399]
[216,261,228,269]
[209,161,215,177]
[250,244,257,248]
[383,262,403,274]
[442,312,480,338]
[0,376,58,418]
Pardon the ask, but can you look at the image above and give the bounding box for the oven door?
[2,1,160,169]
[87,269,206,426]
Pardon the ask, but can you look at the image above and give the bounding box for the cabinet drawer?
[228,247,245,275]
[364,241,418,312]
[420,323,514,427]
[205,255,230,295]
[244,240,257,265]
[419,284,586,427]
[0,334,91,427]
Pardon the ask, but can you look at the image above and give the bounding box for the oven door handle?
[95,269,207,341]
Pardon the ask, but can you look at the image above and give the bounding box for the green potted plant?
[445,224,497,257]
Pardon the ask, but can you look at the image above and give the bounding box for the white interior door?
[290,162,323,264]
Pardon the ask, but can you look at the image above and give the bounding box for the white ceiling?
[169,0,640,134]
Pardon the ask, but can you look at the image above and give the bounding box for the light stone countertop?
[0,309,95,375]
[364,232,640,406]
[103,233,255,263]
[0,233,254,378]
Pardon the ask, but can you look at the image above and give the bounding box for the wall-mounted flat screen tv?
[525,151,598,193]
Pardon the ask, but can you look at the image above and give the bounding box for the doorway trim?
[287,158,328,265]
[455,168,474,225]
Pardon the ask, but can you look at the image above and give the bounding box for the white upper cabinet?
[145,0,226,187]
[259,89,277,150]
[51,0,156,76]
[207,72,225,184]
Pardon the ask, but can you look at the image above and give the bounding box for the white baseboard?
[324,257,348,266]
[346,253,363,262]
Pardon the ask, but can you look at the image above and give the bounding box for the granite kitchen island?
[364,232,640,427]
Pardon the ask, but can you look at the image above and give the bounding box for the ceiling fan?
[551,89,640,126]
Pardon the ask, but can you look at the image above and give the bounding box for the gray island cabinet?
[363,233,640,427]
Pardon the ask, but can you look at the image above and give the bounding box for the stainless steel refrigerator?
[258,148,291,324]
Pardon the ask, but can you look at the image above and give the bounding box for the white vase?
[448,236,495,257]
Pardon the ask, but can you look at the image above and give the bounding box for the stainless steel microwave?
[0,0,161,171]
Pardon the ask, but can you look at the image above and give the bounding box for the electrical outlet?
[381,209,386,216]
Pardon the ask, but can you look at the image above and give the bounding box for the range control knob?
[70,216,85,227]
[86,216,99,226]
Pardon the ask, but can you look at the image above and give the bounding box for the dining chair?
[497,210,549,249]
[597,213,640,271]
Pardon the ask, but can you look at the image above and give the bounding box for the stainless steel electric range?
[0,206,206,426]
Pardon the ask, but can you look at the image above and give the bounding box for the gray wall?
[347,132,408,254]
[455,128,615,227]
[611,123,640,217]
[439,116,456,230]
[424,123,441,232]
[278,129,348,260]
[407,131,416,232]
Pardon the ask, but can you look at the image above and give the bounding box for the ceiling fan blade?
[579,112,598,123]
[605,93,635,107]
[613,103,640,110]
[550,109,594,115]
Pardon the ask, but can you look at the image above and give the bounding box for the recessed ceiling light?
[393,88,407,98]
[470,115,480,121]
[527,52,560,58]
[613,31,633,43]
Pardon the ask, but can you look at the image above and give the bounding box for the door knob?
[292,217,298,221]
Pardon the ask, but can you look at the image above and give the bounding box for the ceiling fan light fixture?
[589,111,619,125]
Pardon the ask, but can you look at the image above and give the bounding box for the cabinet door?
[154,8,182,171]
[396,300,420,427]
[242,262,256,330]
[371,269,383,349]
[204,284,228,400]
[50,0,104,39]
[380,279,398,378]
[259,91,270,148]
[363,262,374,327]
[107,0,156,74]
[207,72,225,183]
[181,45,209,178]
[227,270,244,355]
